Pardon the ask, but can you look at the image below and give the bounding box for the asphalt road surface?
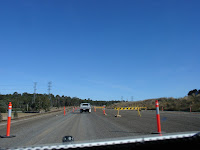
[0,109,200,148]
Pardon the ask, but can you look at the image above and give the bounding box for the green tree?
[35,97,42,111]
[55,95,60,108]
[42,96,50,112]
[0,100,7,113]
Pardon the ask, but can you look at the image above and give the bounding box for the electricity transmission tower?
[131,96,133,101]
[33,82,37,104]
[48,81,52,107]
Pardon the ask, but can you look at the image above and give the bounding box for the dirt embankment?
[108,96,200,112]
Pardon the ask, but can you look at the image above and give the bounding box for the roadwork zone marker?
[137,108,141,117]
[95,107,104,109]
[94,106,96,112]
[64,106,66,116]
[0,102,16,138]
[114,107,147,110]
[114,107,145,117]
[115,109,121,117]
[152,100,162,134]
[103,105,107,115]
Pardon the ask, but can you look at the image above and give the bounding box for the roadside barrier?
[103,105,107,115]
[0,102,16,138]
[114,107,145,117]
[137,108,141,117]
[64,106,66,116]
[94,106,96,112]
[152,100,162,134]
[95,106,104,109]
[115,109,121,117]
[114,107,147,110]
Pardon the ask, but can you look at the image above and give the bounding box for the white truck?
[80,103,91,113]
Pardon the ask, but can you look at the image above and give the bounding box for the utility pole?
[33,82,37,104]
[131,96,133,101]
[48,81,52,107]
[121,96,123,101]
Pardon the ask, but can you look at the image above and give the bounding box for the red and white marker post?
[154,100,162,134]
[1,102,16,138]
[64,106,66,116]
[103,105,107,115]
[94,106,96,112]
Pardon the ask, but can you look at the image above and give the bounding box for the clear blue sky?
[0,0,200,101]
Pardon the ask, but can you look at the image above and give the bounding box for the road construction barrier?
[137,108,141,117]
[154,100,162,134]
[95,106,104,109]
[114,107,147,110]
[7,102,12,136]
[64,106,66,116]
[114,107,145,117]
[115,109,121,117]
[103,105,107,115]
[94,106,96,112]
[0,102,15,138]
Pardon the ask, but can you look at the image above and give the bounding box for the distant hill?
[109,95,200,112]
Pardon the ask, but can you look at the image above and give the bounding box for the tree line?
[188,89,200,96]
[0,92,121,113]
